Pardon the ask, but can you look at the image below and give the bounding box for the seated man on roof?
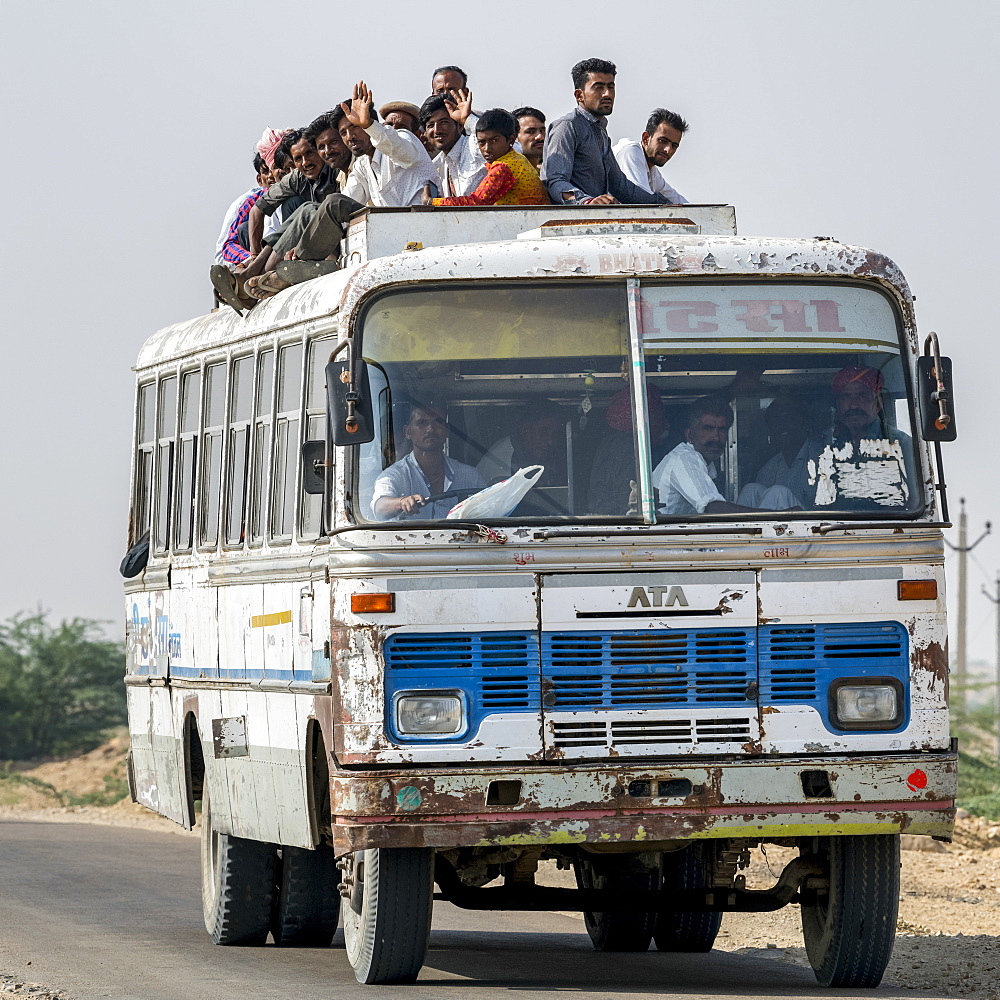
[339,81,441,207]
[612,108,689,205]
[213,150,269,267]
[210,126,345,311]
[653,397,800,516]
[212,124,362,309]
[419,91,487,199]
[542,58,679,206]
[428,109,550,206]
[514,107,546,173]
[379,100,423,138]
[431,64,470,96]
[372,404,485,520]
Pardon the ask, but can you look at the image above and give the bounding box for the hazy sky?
[2,0,998,662]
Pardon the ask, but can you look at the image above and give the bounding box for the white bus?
[125,204,957,987]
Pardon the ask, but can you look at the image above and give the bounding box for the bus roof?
[136,208,914,371]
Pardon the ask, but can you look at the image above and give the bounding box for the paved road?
[0,821,952,1000]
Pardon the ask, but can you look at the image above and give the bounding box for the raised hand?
[341,80,374,129]
[444,88,473,126]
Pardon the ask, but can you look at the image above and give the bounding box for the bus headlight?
[394,691,465,737]
[829,678,903,731]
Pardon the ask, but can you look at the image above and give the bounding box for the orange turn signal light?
[351,592,395,614]
[898,580,938,601]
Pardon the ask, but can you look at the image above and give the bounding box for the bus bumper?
[329,752,957,854]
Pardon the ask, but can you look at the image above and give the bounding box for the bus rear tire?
[575,855,658,952]
[800,834,900,988]
[653,844,722,952]
[200,784,277,945]
[271,844,340,947]
[341,847,434,984]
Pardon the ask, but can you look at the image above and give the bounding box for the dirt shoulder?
[2,739,998,997]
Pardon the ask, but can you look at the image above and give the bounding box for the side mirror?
[916,355,957,442]
[326,359,375,445]
[300,440,326,494]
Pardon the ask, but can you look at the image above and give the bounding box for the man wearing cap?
[380,100,422,137]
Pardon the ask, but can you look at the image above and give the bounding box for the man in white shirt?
[612,108,689,205]
[419,92,487,199]
[653,398,798,515]
[338,81,441,207]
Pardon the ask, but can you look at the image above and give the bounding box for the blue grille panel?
[541,630,756,710]
[759,621,909,731]
[383,622,910,741]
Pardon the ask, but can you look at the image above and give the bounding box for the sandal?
[209,264,255,314]
[245,271,290,300]
[274,259,340,285]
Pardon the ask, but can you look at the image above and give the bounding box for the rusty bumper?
[329,752,956,855]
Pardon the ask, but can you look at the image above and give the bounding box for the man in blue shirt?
[372,405,485,520]
[542,58,673,206]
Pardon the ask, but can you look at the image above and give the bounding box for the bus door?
[538,571,760,760]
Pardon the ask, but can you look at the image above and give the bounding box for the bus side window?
[174,370,201,551]
[271,343,303,541]
[199,363,226,548]
[225,356,253,547]
[249,349,274,545]
[132,383,155,546]
[153,375,177,554]
[300,337,335,538]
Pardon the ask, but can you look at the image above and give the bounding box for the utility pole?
[980,572,1000,760]
[946,499,991,716]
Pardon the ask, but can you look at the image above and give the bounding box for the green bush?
[0,612,126,759]
[957,749,1000,822]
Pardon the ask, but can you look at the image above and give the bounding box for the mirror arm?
[922,331,952,432]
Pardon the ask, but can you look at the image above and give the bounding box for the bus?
[124,204,958,987]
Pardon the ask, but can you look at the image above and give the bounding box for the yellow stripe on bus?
[250,611,293,628]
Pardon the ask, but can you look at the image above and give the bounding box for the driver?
[372,404,485,520]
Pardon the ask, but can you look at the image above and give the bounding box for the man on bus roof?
[612,108,689,204]
[541,58,678,206]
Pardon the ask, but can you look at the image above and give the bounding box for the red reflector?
[898,580,938,601]
[351,593,395,614]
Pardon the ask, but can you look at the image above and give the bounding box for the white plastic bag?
[446,466,544,520]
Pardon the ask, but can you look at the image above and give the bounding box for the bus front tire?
[800,834,900,988]
[200,784,277,945]
[271,844,340,947]
[653,844,722,952]
[341,847,434,984]
[575,855,658,952]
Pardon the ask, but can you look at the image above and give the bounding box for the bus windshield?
[355,280,920,523]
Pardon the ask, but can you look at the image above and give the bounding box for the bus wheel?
[200,783,277,945]
[574,855,658,952]
[800,834,900,988]
[653,844,722,952]
[340,848,434,984]
[271,844,340,947]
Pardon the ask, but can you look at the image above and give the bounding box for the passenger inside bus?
[371,403,485,520]
[652,397,801,516]
[744,395,822,507]
[587,385,671,515]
